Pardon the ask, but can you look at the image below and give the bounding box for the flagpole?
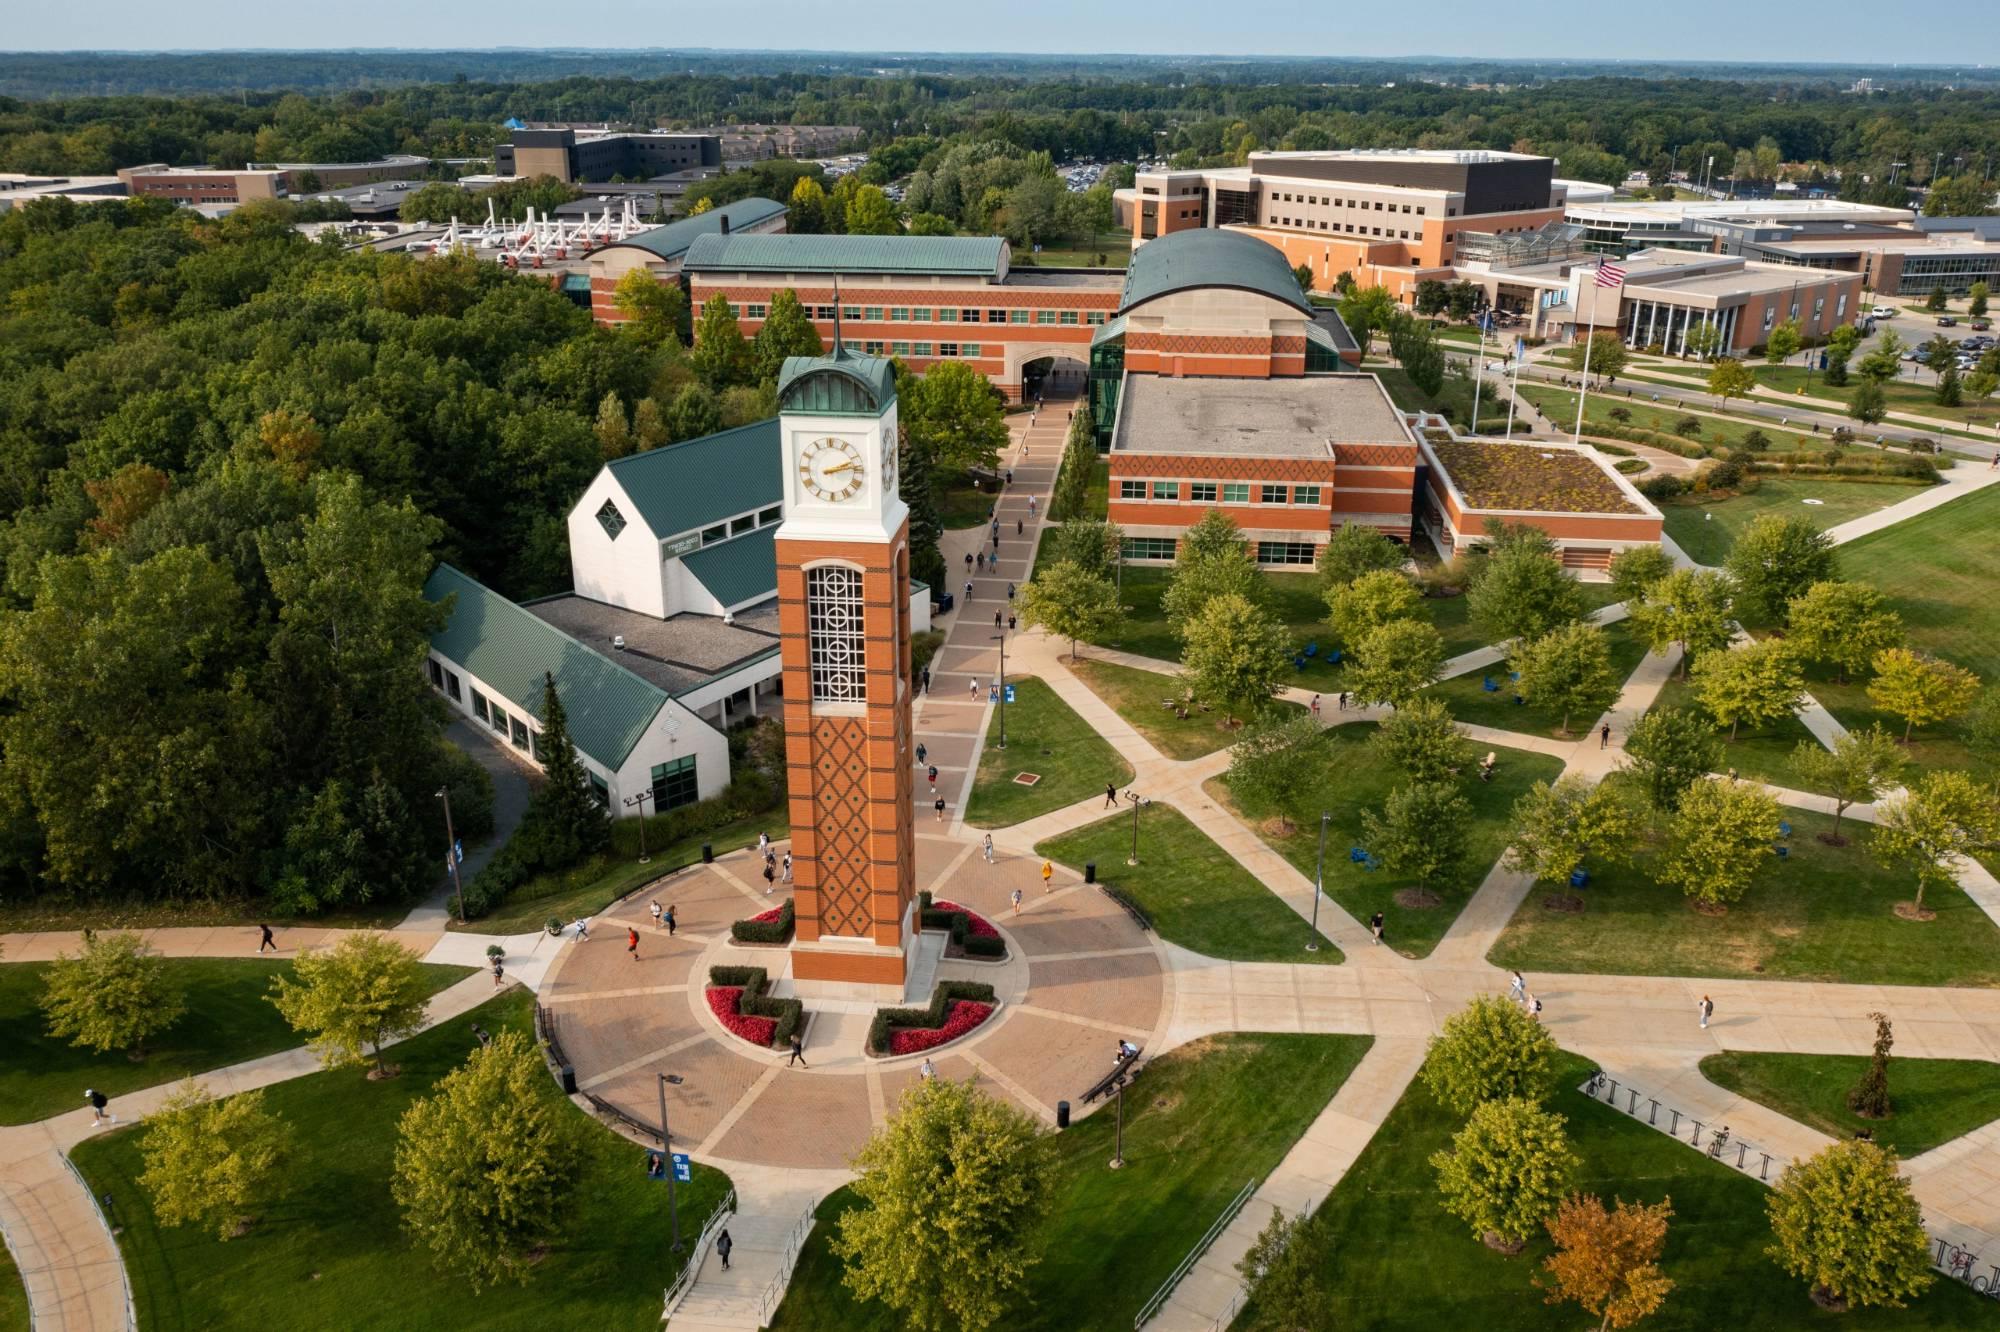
[1470,316,1486,434]
[1572,280,1598,445]
[1504,335,1522,438]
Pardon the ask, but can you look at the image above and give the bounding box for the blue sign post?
[671,1152,692,1183]
[1004,684,1016,704]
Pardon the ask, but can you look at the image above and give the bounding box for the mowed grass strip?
[1290,1049,1988,1331]
[965,677,1133,829]
[1700,1051,2000,1159]
[1427,618,1648,738]
[1037,805,1341,962]
[1660,477,1929,567]
[0,958,472,1126]
[68,988,732,1332]
[1069,658,1302,760]
[771,1032,1372,1332]
[1489,782,2000,988]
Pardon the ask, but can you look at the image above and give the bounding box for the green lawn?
[965,677,1134,829]
[1276,1049,1987,1331]
[0,896,411,935]
[1753,363,2000,429]
[1835,482,2000,680]
[1516,382,1825,453]
[1374,365,1510,433]
[771,1032,1371,1332]
[0,959,472,1126]
[1649,674,1834,797]
[0,1241,25,1332]
[453,809,771,934]
[1037,805,1342,961]
[68,988,732,1332]
[1427,619,1648,738]
[1490,784,2000,987]
[1069,658,1301,759]
[938,475,1001,530]
[1208,724,1564,958]
[1700,1051,2000,1159]
[1661,477,1929,566]
[1013,230,1132,270]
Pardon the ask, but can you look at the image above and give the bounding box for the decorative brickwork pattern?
[807,714,874,936]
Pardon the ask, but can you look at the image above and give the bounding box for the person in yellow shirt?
[1040,860,1053,891]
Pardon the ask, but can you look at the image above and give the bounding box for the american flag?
[1595,262,1628,288]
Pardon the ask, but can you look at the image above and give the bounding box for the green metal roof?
[425,564,668,771]
[611,197,787,262]
[1117,228,1314,317]
[1089,312,1127,347]
[603,418,783,541]
[777,345,897,415]
[681,525,778,611]
[682,232,1008,279]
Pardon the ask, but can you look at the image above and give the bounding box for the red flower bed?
[747,906,785,925]
[706,986,777,1046]
[932,900,999,939]
[888,1000,994,1055]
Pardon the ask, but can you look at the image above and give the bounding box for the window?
[864,340,885,355]
[807,565,867,704]
[588,772,609,807]
[445,670,461,702]
[936,308,958,323]
[509,716,530,751]
[1060,310,1079,325]
[961,343,982,357]
[726,303,741,318]
[865,306,883,321]
[939,343,959,358]
[487,703,507,734]
[650,755,698,812]
[701,523,728,545]
[889,307,909,322]
[1221,482,1250,504]
[1035,310,1058,325]
[1086,311,1106,325]
[745,304,767,321]
[1151,480,1178,500]
[962,308,981,323]
[989,308,1009,324]
[813,305,836,320]
[1009,310,1030,325]
[1259,484,1287,504]
[530,729,543,764]
[912,342,933,357]
[1120,536,1178,560]
[472,690,489,723]
[1119,479,1147,500]
[731,514,756,537]
[891,341,911,356]
[1189,482,1218,502]
[842,305,861,320]
[1762,307,1776,331]
[1293,485,1323,506]
[428,659,444,689]
[596,499,628,540]
[1258,540,1318,565]
[1836,292,1848,317]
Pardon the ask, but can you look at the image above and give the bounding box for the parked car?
[1972,318,1993,331]
[1869,305,1898,318]
[1936,316,1960,327]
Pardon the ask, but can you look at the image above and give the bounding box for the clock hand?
[822,461,858,474]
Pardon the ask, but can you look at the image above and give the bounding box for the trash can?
[702,842,714,864]
[561,1065,577,1095]
[1056,1100,1071,1129]
[1084,861,1096,884]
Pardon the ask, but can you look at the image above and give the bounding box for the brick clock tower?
[772,347,916,996]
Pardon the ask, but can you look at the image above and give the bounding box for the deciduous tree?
[1866,647,1981,742]
[1016,561,1122,661]
[268,933,432,1075]
[1226,711,1326,835]
[1724,514,1837,624]
[611,267,685,346]
[1766,1141,1933,1311]
[1870,769,1998,917]
[1848,378,1888,426]
[1657,777,1781,910]
[1624,707,1726,813]
[139,1079,291,1240]
[1370,696,1472,783]
[1512,621,1623,733]
[843,184,900,235]
[1565,330,1629,383]
[1346,618,1447,709]
[1690,640,1805,741]
[1044,518,1121,580]
[1784,581,1904,684]
[1050,406,1098,520]
[1317,522,1406,589]
[1626,568,1736,676]
[1325,568,1422,648]
[751,288,825,383]
[39,931,186,1058]
[1538,1194,1675,1331]
[1431,1097,1580,1250]
[1163,523,1264,633]
[1181,594,1292,725]
[1707,357,1757,403]
[1607,545,1673,606]
[1504,775,1637,897]
[1235,1208,1330,1332]
[1466,533,1585,646]
[905,361,1009,476]
[689,293,752,389]
[834,1078,1050,1332]
[393,1030,582,1289]
[1790,726,1906,844]
[1764,321,1802,365]
[1363,781,1471,904]
[1422,995,1560,1116]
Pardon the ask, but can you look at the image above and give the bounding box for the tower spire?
[831,276,847,360]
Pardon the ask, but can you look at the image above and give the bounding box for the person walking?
[995,609,1004,630]
[927,764,939,791]
[964,579,973,600]
[665,905,677,937]
[1698,994,1714,1030]
[1369,911,1385,946]
[787,1033,808,1068]
[257,923,276,954]
[982,833,994,864]
[1104,782,1118,809]
[916,741,928,766]
[1006,582,1016,602]
[1508,970,1526,1003]
[964,552,974,573]
[1529,995,1544,1023]
[1600,723,1612,750]
[969,677,980,700]
[782,851,793,882]
[1007,613,1016,631]
[934,796,947,822]
[1011,887,1023,914]
[921,666,932,694]
[1338,691,1349,711]
[574,917,591,941]
[762,858,776,892]
[919,1057,937,1082]
[86,1089,114,1127]
[491,957,505,987]
[651,900,664,931]
[1041,859,1054,891]
[757,830,771,856]
[716,1229,733,1271]
[627,927,639,961]
[1310,694,1320,719]
[1016,518,1023,536]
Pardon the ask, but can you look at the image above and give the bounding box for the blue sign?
[671,1152,692,1182]
[1004,685,1016,703]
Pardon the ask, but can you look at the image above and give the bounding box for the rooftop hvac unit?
[612,635,626,650]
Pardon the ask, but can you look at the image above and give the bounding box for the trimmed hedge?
[730,897,796,944]
[868,980,999,1055]
[708,965,804,1048]
[1748,454,1938,481]
[915,890,1006,958]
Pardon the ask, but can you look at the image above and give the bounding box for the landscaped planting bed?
[730,897,795,944]
[1429,437,1640,513]
[918,890,1007,959]
[705,965,805,1049]
[867,980,999,1056]
[888,999,995,1054]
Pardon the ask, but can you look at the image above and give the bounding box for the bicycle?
[1706,1127,1731,1160]
[1582,1069,1606,1099]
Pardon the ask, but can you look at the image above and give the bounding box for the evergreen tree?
[1050,406,1098,520]
[1848,1012,1894,1119]
[528,673,609,865]
[752,288,824,383]
[690,293,751,389]
[898,421,947,592]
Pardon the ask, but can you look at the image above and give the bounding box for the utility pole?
[658,1073,684,1253]
[436,786,466,924]
[624,788,655,862]
[1307,812,1330,952]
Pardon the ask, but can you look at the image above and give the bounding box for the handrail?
[754,1201,819,1324]
[60,1152,136,1331]
[1134,1176,1259,1329]
[662,1185,737,1317]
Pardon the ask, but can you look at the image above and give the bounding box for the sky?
[8,0,1999,64]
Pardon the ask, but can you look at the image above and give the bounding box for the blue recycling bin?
[1569,868,1589,888]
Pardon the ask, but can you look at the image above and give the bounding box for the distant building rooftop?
[600,197,788,263]
[1111,374,1412,457]
[521,596,781,697]
[684,232,1011,280]
[1427,438,1643,516]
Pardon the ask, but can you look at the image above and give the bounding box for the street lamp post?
[436,786,466,924]
[1109,1074,1127,1169]
[991,628,1008,751]
[624,788,655,862]
[658,1073,685,1252]
[1123,791,1148,867]
[1307,812,1330,952]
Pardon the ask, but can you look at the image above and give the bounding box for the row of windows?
[730,303,1107,327]
[651,756,698,813]
[1119,480,1325,506]
[882,342,984,358]
[1272,218,1414,240]
[427,659,462,703]
[1271,192,1427,217]
[696,504,785,549]
[1118,536,1320,564]
[470,686,537,760]
[1120,537,1178,560]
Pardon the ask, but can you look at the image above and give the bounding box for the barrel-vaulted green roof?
[424,564,668,771]
[609,197,787,262]
[1117,228,1315,317]
[777,345,897,416]
[602,418,783,542]
[683,232,1008,279]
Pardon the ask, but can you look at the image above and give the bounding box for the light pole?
[436,786,466,924]
[658,1073,685,1253]
[624,788,655,862]
[1123,790,1149,867]
[1307,811,1330,952]
[1470,316,1487,432]
[991,627,1008,751]
[1109,1073,1127,1170]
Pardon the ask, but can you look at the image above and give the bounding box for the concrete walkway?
[399,718,539,930]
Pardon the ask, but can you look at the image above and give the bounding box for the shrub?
[707,987,776,1046]
[916,890,1008,958]
[730,897,796,944]
[1673,415,1704,438]
[706,966,804,1047]
[1706,458,1746,490]
[1607,406,1632,424]
[1615,458,1648,474]
[889,1002,994,1055]
[867,980,998,1054]
[1638,474,1689,501]
[1590,441,1635,456]
[1741,428,1772,452]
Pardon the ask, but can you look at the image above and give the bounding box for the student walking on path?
[665,905,677,937]
[1011,887,1023,913]
[1104,782,1118,809]
[1041,860,1054,891]
[982,833,994,863]
[1699,995,1714,1030]
[1369,911,1385,946]
[627,927,640,961]
[85,1089,114,1128]
[651,900,664,930]
[717,1230,733,1271]
[782,851,793,882]
[1509,970,1526,1003]
[257,923,276,953]
[1600,723,1612,749]
[788,1034,809,1068]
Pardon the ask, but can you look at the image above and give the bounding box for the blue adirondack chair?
[1482,676,1499,692]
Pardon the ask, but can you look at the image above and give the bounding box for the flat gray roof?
[523,595,780,696]
[1111,374,1414,457]
[1005,268,1126,288]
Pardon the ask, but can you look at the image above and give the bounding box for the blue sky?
[9,0,1997,63]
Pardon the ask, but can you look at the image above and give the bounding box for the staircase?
[666,1191,818,1330]
[901,928,946,1005]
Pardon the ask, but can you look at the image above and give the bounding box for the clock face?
[799,437,865,503]
[882,435,897,493]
